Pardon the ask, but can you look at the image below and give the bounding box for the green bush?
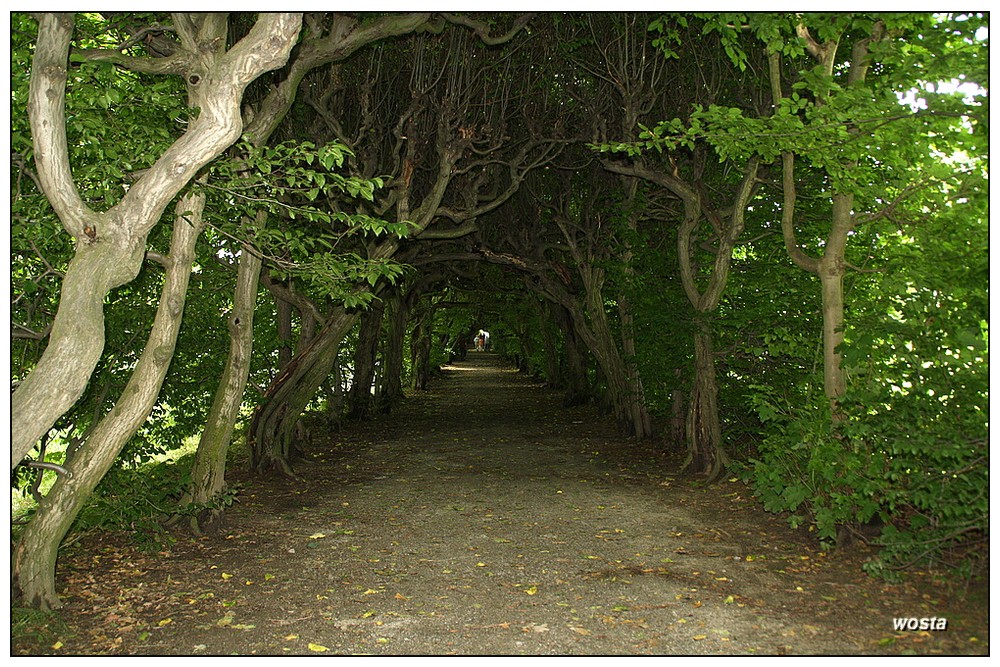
[741,320,988,580]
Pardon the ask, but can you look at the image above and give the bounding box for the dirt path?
[18,354,988,655]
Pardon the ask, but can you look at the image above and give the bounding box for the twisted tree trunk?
[551,302,591,407]
[346,299,386,419]
[13,193,206,610]
[11,12,302,470]
[249,309,359,477]
[376,289,411,413]
[685,318,729,480]
[178,234,262,534]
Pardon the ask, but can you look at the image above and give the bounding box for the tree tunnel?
[11,12,988,611]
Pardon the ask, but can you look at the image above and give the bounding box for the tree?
[11,12,302,471]
[14,193,207,609]
[249,18,558,475]
[697,12,988,551]
[175,237,261,535]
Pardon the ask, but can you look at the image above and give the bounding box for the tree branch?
[440,13,535,45]
[243,13,433,146]
[29,13,99,239]
[74,47,189,75]
[414,221,479,240]
[602,159,697,205]
[768,49,819,274]
[119,13,302,236]
[259,271,325,327]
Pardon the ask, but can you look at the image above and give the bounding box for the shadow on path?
[27,354,988,656]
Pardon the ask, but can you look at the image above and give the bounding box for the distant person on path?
[476,329,491,352]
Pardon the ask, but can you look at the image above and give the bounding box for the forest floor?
[12,354,989,657]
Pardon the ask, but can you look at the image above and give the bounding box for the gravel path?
[21,354,988,656]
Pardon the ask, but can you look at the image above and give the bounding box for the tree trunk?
[346,299,385,419]
[534,269,639,432]
[677,163,758,478]
[11,238,144,470]
[669,385,686,447]
[819,264,847,408]
[619,295,653,440]
[770,29,880,422]
[779,153,853,420]
[250,309,359,476]
[683,319,729,481]
[410,312,433,391]
[376,290,410,413]
[13,193,206,610]
[552,302,590,407]
[537,300,562,387]
[581,275,653,439]
[276,286,294,370]
[617,177,653,439]
[11,12,302,471]
[819,194,853,416]
[178,237,262,534]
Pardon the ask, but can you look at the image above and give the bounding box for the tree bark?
[11,12,302,471]
[538,300,562,388]
[13,193,206,610]
[410,308,434,391]
[552,303,591,407]
[406,290,442,391]
[376,289,411,413]
[573,274,652,438]
[683,318,729,481]
[818,194,853,411]
[178,233,262,534]
[770,23,880,420]
[250,309,359,476]
[616,176,653,441]
[346,299,385,419]
[276,287,294,370]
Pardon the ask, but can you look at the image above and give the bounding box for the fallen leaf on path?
[523,623,549,633]
[308,643,329,652]
[309,533,326,539]
[569,626,592,636]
